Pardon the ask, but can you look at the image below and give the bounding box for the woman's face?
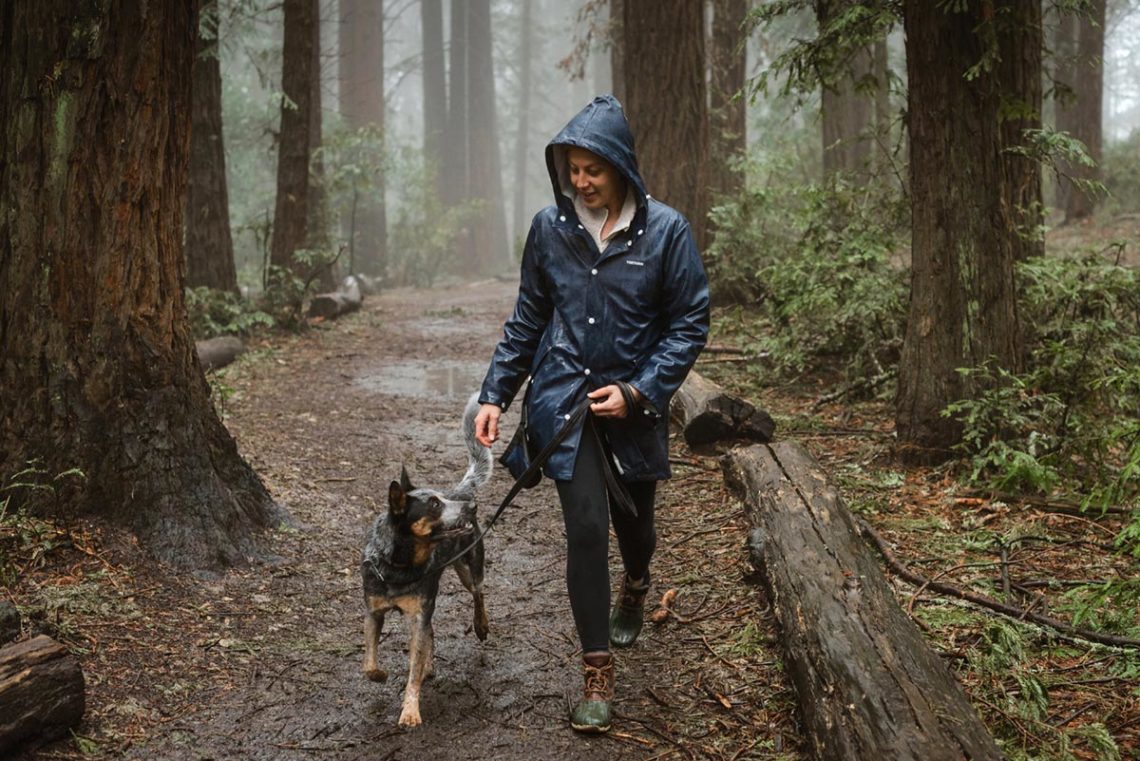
[567,147,626,214]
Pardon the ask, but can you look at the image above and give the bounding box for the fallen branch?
[812,369,896,409]
[855,516,1140,650]
[960,490,1136,518]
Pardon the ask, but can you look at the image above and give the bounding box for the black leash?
[419,394,637,577]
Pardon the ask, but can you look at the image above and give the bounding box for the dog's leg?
[362,598,388,682]
[399,612,432,727]
[453,542,489,641]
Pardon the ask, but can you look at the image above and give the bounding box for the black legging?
[555,420,657,653]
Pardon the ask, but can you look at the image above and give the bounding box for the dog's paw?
[398,707,422,728]
[364,667,388,683]
[474,610,490,641]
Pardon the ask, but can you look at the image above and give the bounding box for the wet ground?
[72,278,797,761]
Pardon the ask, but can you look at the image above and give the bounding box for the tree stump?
[195,335,245,372]
[670,369,775,445]
[0,635,85,755]
[308,275,363,320]
[723,442,1002,761]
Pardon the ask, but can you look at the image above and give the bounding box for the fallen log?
[0,635,85,755]
[670,369,775,445]
[723,442,1002,761]
[196,335,245,372]
[308,275,363,320]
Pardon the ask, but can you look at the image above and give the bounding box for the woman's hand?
[588,384,642,418]
[474,403,502,448]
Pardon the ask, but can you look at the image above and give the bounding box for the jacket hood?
[546,95,648,215]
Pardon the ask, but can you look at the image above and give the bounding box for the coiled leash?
[422,390,639,577]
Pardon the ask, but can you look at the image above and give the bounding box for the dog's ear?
[399,465,414,493]
[388,479,406,516]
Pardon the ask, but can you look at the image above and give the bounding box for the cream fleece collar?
[573,187,637,254]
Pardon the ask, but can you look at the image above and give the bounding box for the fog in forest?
[211,0,1140,291]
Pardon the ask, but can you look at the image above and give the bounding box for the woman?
[474,95,709,733]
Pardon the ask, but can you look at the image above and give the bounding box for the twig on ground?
[857,516,1140,649]
[812,369,896,409]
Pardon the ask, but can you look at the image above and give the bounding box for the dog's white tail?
[452,392,493,500]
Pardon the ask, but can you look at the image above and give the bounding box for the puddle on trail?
[357,359,489,399]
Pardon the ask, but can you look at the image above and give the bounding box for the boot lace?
[583,661,614,701]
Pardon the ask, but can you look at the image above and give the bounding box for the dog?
[360,392,493,728]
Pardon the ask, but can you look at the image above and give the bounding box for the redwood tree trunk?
[1060,0,1105,222]
[1053,10,1077,213]
[444,0,469,210]
[0,0,279,569]
[269,0,316,282]
[623,0,709,249]
[467,0,507,273]
[896,1,1023,462]
[308,0,334,289]
[817,0,875,182]
[999,0,1044,261]
[512,0,534,256]
[710,0,748,202]
[185,0,239,294]
[610,0,625,106]
[338,0,386,277]
[422,0,446,196]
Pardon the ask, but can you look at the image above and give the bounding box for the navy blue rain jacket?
[479,95,710,482]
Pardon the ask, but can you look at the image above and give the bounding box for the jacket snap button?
[559,215,566,222]
[564,413,571,420]
[588,317,595,324]
[590,268,598,275]
[584,369,591,376]
[638,229,644,236]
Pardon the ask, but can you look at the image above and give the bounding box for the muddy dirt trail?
[109,279,794,761]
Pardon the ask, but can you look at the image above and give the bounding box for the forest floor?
[7,263,1138,761]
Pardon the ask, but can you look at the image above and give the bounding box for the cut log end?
[671,369,775,445]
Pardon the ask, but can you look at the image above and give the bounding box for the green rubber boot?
[569,652,614,734]
[609,574,650,648]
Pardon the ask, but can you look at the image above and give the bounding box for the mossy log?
[0,635,85,755]
[723,442,1002,761]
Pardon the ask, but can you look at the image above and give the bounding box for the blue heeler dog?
[361,393,493,727]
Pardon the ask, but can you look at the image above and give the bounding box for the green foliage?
[313,124,387,275]
[185,286,273,339]
[1102,130,1140,215]
[1064,578,1140,635]
[261,247,342,330]
[945,249,1140,531]
[748,0,898,100]
[968,620,1125,761]
[0,463,84,586]
[1013,127,1108,213]
[385,142,484,287]
[707,172,908,384]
